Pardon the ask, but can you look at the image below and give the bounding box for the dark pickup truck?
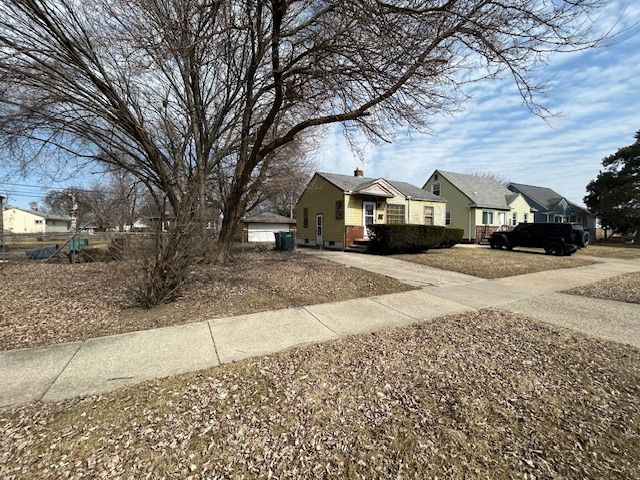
[489,223,589,256]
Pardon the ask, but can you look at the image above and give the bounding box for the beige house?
[296,169,447,249]
[2,206,70,234]
[423,170,535,243]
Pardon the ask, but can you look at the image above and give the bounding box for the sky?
[1,0,639,209]
[311,0,640,206]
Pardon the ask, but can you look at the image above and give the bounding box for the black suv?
[489,223,589,256]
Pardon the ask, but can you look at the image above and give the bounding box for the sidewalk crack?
[370,298,421,322]
[303,307,339,336]
[208,321,222,365]
[39,342,83,402]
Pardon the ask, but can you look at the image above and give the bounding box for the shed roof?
[317,172,445,202]
[242,212,296,224]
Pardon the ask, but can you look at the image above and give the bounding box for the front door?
[316,214,323,247]
[363,201,376,237]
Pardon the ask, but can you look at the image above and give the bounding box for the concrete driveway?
[301,250,481,287]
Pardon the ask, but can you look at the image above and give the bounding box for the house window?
[577,216,582,223]
[335,200,344,220]
[512,212,517,226]
[303,208,309,228]
[445,211,451,225]
[386,204,405,224]
[569,215,576,223]
[554,215,563,223]
[432,183,441,196]
[482,211,494,225]
[523,213,528,223]
[34,219,43,225]
[424,206,434,225]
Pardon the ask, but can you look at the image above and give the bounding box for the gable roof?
[508,182,591,215]
[432,170,515,210]
[317,172,445,202]
[242,212,296,224]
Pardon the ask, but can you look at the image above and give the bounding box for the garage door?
[247,223,290,242]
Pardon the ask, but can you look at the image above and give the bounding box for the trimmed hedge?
[440,228,464,248]
[369,224,445,254]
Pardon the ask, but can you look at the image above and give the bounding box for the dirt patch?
[566,271,640,304]
[395,247,598,279]
[1,310,638,479]
[0,251,411,350]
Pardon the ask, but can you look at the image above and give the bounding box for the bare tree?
[45,172,144,231]
[0,0,605,304]
[472,171,511,186]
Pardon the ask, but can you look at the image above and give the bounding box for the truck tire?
[577,231,590,247]
[544,241,564,256]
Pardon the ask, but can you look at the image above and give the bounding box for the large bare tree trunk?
[634,228,640,246]
[215,190,247,263]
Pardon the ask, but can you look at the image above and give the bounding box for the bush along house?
[295,168,447,250]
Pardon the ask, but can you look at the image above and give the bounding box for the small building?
[295,168,447,250]
[241,212,296,242]
[423,170,536,243]
[507,183,597,237]
[2,206,70,234]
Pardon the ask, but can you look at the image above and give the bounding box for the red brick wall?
[345,225,364,247]
[475,225,499,243]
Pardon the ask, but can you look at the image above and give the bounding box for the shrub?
[369,224,445,254]
[439,228,464,248]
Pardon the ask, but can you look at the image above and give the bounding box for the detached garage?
[241,212,296,243]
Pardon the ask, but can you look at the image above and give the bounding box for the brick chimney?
[354,167,364,177]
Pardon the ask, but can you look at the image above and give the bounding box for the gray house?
[507,183,596,236]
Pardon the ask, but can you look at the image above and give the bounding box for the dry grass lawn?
[0,251,411,351]
[576,243,640,260]
[1,310,639,479]
[395,247,598,279]
[566,271,640,304]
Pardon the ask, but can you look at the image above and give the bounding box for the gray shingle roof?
[318,172,445,202]
[242,212,296,224]
[508,182,591,215]
[508,182,564,211]
[435,171,514,210]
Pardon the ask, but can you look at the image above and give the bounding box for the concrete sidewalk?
[1,256,639,408]
[0,289,472,408]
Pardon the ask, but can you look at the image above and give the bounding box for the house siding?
[507,194,534,225]
[295,175,345,248]
[3,208,46,234]
[424,174,475,241]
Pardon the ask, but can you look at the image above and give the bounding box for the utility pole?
[0,194,5,265]
[68,191,78,263]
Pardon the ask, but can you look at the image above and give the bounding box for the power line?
[0,181,108,193]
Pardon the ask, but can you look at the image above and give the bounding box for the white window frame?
[482,210,494,225]
[445,211,451,225]
[523,213,528,223]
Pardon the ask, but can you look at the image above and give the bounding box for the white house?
[2,206,70,234]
